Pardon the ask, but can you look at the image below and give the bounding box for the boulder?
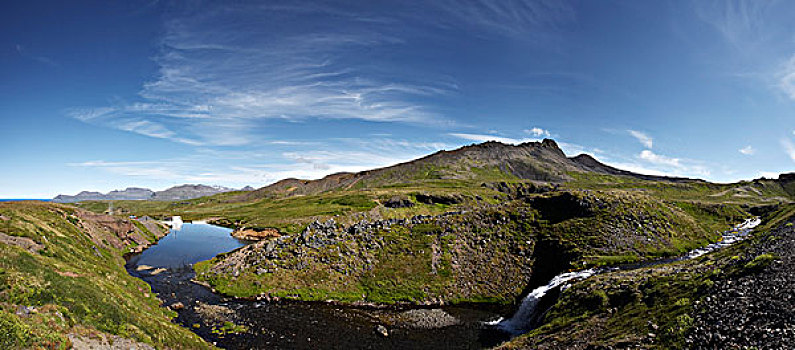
[375,325,389,337]
[383,196,415,208]
[231,228,281,240]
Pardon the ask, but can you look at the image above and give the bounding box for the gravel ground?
[688,217,795,349]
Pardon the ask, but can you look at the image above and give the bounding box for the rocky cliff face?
[195,189,737,304]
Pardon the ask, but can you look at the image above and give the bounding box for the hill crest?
[235,139,701,201]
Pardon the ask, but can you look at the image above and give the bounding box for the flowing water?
[492,217,762,336]
[126,222,506,349]
[126,218,761,348]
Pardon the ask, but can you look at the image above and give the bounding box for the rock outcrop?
[231,227,281,240]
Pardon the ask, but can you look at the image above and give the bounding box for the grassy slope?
[78,169,789,233]
[499,203,795,349]
[77,180,503,233]
[0,202,212,349]
[192,187,753,305]
[72,165,789,307]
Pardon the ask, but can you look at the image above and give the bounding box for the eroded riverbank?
[125,223,509,349]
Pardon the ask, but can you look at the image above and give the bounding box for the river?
[126,218,760,348]
[125,223,508,349]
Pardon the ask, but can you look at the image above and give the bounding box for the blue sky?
[2,0,795,198]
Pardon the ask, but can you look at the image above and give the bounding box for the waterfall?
[687,217,761,259]
[493,269,596,335]
[492,217,761,336]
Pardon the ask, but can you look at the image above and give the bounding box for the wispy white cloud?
[778,55,795,100]
[692,0,774,52]
[67,107,116,122]
[639,150,679,167]
[637,149,710,177]
[119,120,174,139]
[782,138,795,163]
[602,161,670,177]
[628,130,653,148]
[692,1,795,100]
[69,3,459,146]
[739,145,755,155]
[69,137,448,187]
[449,133,538,145]
[526,127,551,138]
[433,0,575,39]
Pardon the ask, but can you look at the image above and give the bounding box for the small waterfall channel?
[492,217,762,336]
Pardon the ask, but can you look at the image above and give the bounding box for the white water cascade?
[492,217,761,336]
[491,269,597,334]
[687,217,761,259]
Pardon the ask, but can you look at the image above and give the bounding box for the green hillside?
[0,202,213,349]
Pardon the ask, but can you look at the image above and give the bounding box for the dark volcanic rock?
[481,181,556,199]
[383,196,415,208]
[530,192,593,224]
[687,216,795,349]
[414,193,463,205]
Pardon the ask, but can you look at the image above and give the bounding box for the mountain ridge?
[232,139,704,202]
[52,184,251,203]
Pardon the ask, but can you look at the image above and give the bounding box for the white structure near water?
[163,215,183,231]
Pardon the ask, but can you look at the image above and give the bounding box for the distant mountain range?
[52,184,253,203]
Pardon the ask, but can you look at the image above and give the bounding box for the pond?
[127,222,248,269]
[125,222,507,349]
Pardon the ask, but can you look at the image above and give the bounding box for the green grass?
[193,188,760,308]
[211,321,248,336]
[0,202,212,349]
[743,253,777,272]
[501,202,795,349]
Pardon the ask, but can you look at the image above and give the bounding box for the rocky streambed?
[125,222,510,349]
[687,215,795,348]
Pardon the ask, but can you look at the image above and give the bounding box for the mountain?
[233,139,700,202]
[17,139,795,350]
[53,188,152,203]
[152,185,236,201]
[105,187,155,200]
[53,184,237,203]
[569,153,700,183]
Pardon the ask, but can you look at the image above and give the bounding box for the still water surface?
[125,222,506,349]
[129,223,248,268]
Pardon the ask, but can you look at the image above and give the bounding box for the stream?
[492,217,762,336]
[125,222,508,349]
[125,218,760,349]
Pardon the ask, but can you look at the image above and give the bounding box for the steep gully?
[491,217,762,337]
[124,217,759,349]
